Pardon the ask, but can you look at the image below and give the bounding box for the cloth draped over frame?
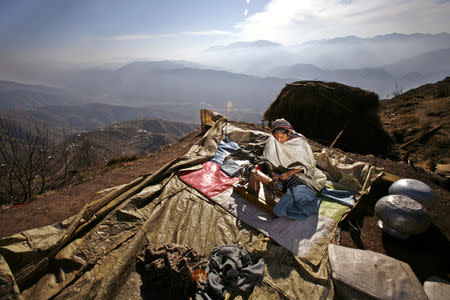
[263,133,327,193]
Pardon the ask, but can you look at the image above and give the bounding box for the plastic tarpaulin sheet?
[210,183,358,265]
[0,254,21,300]
[212,186,337,266]
[0,116,382,299]
[128,176,335,300]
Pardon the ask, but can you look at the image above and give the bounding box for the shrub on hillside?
[0,119,75,205]
[107,154,139,166]
[435,84,449,98]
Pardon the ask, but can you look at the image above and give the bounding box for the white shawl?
[263,133,315,172]
[263,133,327,192]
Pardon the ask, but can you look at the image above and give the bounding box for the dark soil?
[136,243,205,299]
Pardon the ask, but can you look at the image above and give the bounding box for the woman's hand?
[277,168,303,181]
[278,173,289,180]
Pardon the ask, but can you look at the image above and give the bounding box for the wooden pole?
[330,120,350,149]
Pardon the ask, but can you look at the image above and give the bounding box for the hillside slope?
[69,118,198,165]
[380,77,450,172]
[0,80,87,110]
[0,102,197,133]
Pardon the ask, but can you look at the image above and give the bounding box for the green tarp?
[0,116,382,299]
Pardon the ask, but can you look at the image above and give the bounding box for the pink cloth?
[178,161,240,198]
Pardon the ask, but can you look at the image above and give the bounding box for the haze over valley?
[0,32,448,128]
[1,1,449,128]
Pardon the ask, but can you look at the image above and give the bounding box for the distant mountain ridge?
[205,40,283,52]
[199,32,450,83]
[0,80,88,110]
[57,62,285,123]
[117,60,210,72]
[385,48,450,76]
[270,64,392,81]
[300,32,450,47]
[0,80,204,135]
[2,32,449,126]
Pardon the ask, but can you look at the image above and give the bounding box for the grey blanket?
[196,245,265,299]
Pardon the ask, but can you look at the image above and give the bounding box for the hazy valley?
[0,32,448,207]
[1,33,448,127]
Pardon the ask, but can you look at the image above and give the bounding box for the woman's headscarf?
[271,118,294,132]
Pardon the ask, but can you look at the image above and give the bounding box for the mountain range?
[0,102,195,133]
[205,40,283,52]
[0,80,88,110]
[201,33,450,71]
[58,33,450,104]
[53,63,284,123]
[199,33,450,95]
[0,33,449,128]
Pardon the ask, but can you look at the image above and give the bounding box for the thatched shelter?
[263,81,394,156]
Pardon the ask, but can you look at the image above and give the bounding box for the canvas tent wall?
[0,113,382,299]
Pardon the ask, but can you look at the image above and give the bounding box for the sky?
[1,0,450,68]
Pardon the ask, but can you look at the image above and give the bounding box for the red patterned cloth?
[178,161,240,198]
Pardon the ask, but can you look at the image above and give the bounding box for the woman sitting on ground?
[254,118,327,219]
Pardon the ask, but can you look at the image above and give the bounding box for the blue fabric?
[211,137,240,165]
[273,184,320,220]
[220,158,243,177]
[320,188,355,207]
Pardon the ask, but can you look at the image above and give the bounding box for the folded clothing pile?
[196,245,265,300]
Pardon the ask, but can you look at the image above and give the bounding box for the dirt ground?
[0,124,448,285]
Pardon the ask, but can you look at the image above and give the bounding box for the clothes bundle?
[195,245,265,300]
[211,137,240,165]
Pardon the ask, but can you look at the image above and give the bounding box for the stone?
[375,194,431,238]
[388,178,435,209]
[328,244,429,300]
[423,276,450,300]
